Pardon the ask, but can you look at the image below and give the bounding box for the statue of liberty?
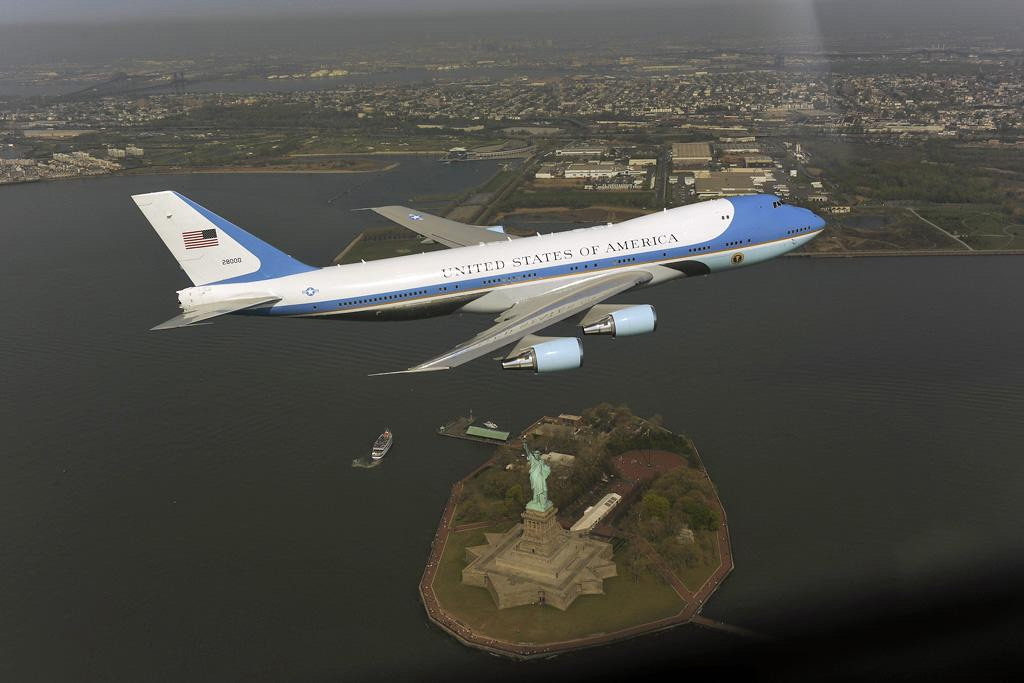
[523,440,552,512]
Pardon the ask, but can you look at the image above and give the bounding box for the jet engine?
[501,337,583,373]
[581,304,657,337]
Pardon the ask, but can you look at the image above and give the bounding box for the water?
[1,165,1022,680]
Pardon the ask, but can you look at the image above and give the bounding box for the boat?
[371,428,393,461]
[483,421,498,429]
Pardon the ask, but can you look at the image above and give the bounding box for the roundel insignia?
[731,253,745,264]
[303,287,318,297]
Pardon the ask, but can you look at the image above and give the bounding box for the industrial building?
[742,155,774,168]
[718,142,761,154]
[534,163,562,179]
[671,142,712,166]
[694,172,760,198]
[555,145,608,158]
[564,161,627,179]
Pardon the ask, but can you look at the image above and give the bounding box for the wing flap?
[152,295,280,330]
[367,206,516,248]
[370,270,652,375]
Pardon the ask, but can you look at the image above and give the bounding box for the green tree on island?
[504,484,526,513]
[641,492,670,520]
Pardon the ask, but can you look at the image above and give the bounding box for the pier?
[436,415,511,445]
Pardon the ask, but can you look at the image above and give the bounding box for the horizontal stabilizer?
[152,295,280,330]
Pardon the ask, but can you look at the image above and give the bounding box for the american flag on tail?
[182,228,218,249]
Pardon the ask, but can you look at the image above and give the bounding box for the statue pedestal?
[462,504,617,611]
[517,505,561,557]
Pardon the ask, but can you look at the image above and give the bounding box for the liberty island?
[419,406,743,659]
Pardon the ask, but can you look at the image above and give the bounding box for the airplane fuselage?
[186,194,824,322]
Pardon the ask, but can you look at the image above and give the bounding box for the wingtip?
[368,366,451,377]
[150,320,213,331]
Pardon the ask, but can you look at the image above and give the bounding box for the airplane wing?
[371,269,653,375]
[367,206,518,248]
[151,295,281,330]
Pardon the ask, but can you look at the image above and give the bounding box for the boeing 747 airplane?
[134,191,825,374]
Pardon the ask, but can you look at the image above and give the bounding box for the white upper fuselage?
[181,195,825,320]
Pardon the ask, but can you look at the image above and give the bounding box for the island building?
[464,425,510,442]
[462,442,616,610]
[569,493,622,535]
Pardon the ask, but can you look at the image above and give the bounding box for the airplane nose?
[809,210,826,231]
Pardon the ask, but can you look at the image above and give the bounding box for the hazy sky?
[1,0,1021,26]
[0,0,1020,65]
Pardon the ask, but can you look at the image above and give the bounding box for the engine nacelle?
[501,337,583,373]
[582,304,657,337]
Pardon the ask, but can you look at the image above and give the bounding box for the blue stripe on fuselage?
[246,202,820,319]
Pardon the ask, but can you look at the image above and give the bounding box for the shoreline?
[788,248,1024,258]
[184,162,398,174]
[0,162,399,188]
[5,172,1021,260]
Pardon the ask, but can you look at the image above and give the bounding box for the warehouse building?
[694,172,760,198]
[671,142,712,166]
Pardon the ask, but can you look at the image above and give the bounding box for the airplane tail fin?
[132,190,316,286]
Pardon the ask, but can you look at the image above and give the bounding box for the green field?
[914,205,1024,250]
[502,188,656,211]
[807,207,967,252]
[432,527,685,644]
[479,169,518,194]
[800,138,1022,220]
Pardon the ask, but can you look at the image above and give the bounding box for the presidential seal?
[731,253,745,264]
